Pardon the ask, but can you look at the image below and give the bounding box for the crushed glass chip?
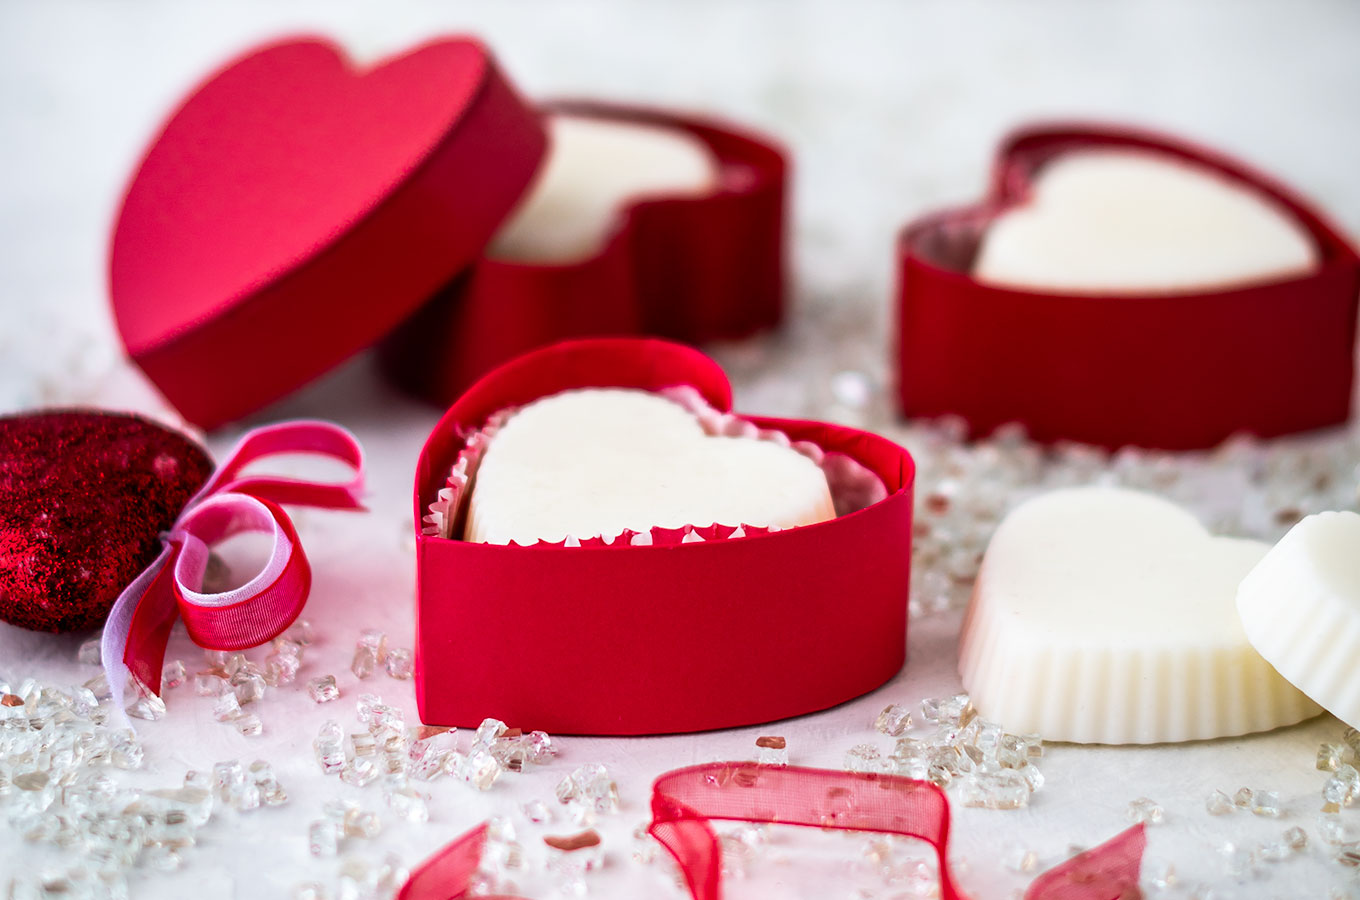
[756,735,788,767]
[1127,797,1164,825]
[385,648,414,680]
[307,675,340,704]
[1205,790,1234,816]
[873,703,914,737]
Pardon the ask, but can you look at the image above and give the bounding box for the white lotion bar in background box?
[487,114,719,264]
[1237,511,1360,730]
[958,487,1319,744]
[973,149,1319,293]
[464,388,835,545]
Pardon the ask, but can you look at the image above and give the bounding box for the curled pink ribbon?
[398,763,1146,900]
[100,420,365,712]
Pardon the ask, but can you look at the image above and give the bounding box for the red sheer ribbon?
[100,420,365,702]
[398,763,1146,900]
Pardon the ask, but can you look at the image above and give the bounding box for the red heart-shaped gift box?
[110,37,786,430]
[896,123,1360,450]
[412,338,914,734]
[380,100,787,408]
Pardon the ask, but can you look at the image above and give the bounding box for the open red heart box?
[896,123,1360,450]
[109,37,786,430]
[380,100,787,407]
[412,338,915,734]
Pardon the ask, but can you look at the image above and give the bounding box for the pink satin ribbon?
[100,420,365,709]
[398,763,1146,900]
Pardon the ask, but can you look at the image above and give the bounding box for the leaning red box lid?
[109,36,546,430]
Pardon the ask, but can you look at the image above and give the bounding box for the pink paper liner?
[424,385,888,543]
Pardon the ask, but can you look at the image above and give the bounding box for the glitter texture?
[0,410,213,631]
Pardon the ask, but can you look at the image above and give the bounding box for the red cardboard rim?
[896,121,1360,450]
[900,120,1360,294]
[110,35,547,430]
[506,99,789,269]
[378,99,788,408]
[412,338,915,734]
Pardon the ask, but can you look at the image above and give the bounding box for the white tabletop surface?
[3,2,1360,899]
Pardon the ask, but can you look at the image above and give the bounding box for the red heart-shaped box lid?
[897,122,1360,450]
[412,338,915,734]
[110,36,546,430]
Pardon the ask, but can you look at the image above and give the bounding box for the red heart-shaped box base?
[413,339,914,734]
[897,123,1360,450]
[380,101,785,408]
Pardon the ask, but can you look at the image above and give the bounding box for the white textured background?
[2,2,1360,898]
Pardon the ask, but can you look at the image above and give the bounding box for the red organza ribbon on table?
[398,763,1147,900]
[100,420,365,712]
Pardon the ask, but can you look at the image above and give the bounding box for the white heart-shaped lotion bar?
[464,388,835,545]
[973,149,1319,293]
[958,487,1320,743]
[487,114,719,264]
[1237,511,1360,730]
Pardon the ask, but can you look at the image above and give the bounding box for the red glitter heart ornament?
[0,410,213,633]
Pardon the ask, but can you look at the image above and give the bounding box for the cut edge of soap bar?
[1237,510,1360,731]
[958,487,1322,744]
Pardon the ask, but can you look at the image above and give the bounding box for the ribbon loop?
[173,493,311,651]
[102,419,366,712]
[200,420,366,510]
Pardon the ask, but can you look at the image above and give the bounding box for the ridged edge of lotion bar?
[1237,511,1360,731]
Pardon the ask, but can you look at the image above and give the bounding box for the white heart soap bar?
[973,149,1319,293]
[464,388,835,545]
[958,487,1320,743]
[1237,511,1360,730]
[487,114,718,264]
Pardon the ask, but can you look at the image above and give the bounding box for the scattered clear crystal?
[213,691,242,721]
[386,786,430,823]
[341,756,379,787]
[844,744,887,774]
[1251,790,1282,817]
[342,807,382,839]
[1319,811,1360,845]
[873,703,914,736]
[1205,789,1234,815]
[1319,742,1346,771]
[1142,859,1177,891]
[162,659,188,689]
[264,650,301,686]
[234,713,263,737]
[307,674,339,703]
[125,680,167,721]
[351,646,378,679]
[756,735,788,766]
[523,799,553,823]
[194,672,228,696]
[385,648,413,680]
[957,769,1030,810]
[314,720,346,775]
[1003,844,1038,873]
[475,717,508,746]
[77,636,102,666]
[309,820,339,857]
[1283,825,1307,851]
[1233,787,1254,809]
[1127,797,1164,825]
[459,746,501,791]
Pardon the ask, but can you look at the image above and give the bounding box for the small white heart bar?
[1237,511,1360,730]
[464,388,835,545]
[974,149,1318,293]
[487,114,719,264]
[959,487,1319,743]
